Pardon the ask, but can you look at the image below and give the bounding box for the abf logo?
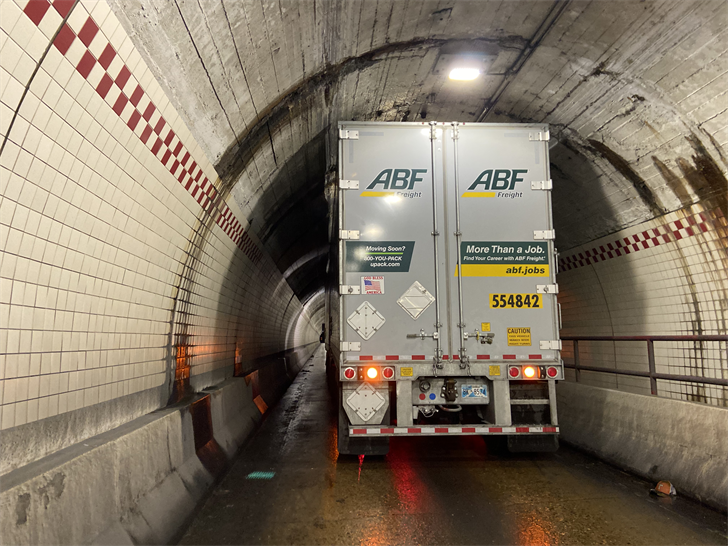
[361,169,426,199]
[462,169,528,199]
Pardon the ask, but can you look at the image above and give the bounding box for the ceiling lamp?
[449,67,480,81]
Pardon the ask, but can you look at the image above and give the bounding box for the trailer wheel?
[336,387,389,456]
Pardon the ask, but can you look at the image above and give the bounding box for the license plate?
[461,385,487,398]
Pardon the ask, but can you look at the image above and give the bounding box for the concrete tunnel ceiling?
[110,0,728,304]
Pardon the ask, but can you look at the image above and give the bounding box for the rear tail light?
[345,365,397,381]
[509,365,556,380]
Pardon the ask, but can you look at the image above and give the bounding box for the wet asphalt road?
[180,347,727,545]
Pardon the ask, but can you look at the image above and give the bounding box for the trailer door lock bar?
[407,329,439,340]
[463,331,495,344]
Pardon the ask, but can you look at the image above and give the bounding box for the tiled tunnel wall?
[0,0,318,473]
[1,0,727,478]
[557,198,728,406]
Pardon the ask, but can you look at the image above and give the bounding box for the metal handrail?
[560,334,728,395]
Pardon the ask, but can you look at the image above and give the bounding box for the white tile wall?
[0,0,318,447]
[558,201,728,406]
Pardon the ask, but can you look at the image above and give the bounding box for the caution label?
[481,322,491,332]
[400,367,414,377]
[507,327,531,346]
[489,365,501,376]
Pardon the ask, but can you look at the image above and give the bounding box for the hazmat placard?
[507,327,532,346]
[361,276,384,294]
[456,242,549,277]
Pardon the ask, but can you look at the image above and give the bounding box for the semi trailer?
[325,121,562,455]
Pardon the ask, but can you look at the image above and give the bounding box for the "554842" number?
[490,293,542,309]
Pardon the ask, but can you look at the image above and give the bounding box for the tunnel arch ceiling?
[111,0,727,304]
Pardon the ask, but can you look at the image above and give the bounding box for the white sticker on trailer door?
[361,276,385,294]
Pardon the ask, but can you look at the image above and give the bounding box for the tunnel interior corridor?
[0,0,726,543]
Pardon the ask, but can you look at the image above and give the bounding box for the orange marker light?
[523,366,536,378]
[367,367,378,379]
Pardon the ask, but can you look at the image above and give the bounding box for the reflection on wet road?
[180,347,726,545]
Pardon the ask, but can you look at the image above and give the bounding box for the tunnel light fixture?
[433,42,498,83]
[449,67,480,81]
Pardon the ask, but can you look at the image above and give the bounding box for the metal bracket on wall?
[340,179,359,189]
[529,130,550,141]
[531,179,553,190]
[534,229,556,240]
[339,129,359,140]
[340,285,361,295]
[340,230,360,240]
[341,341,361,352]
[537,284,559,294]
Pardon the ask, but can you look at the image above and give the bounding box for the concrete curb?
[0,344,319,545]
[556,381,728,512]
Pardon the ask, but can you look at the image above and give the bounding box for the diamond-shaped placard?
[346,382,386,421]
[397,281,435,320]
[347,301,385,340]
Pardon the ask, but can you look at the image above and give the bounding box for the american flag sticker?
[362,276,385,294]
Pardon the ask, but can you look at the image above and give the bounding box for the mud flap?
[507,434,559,453]
[337,388,389,456]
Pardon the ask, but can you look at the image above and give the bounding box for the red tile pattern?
[24,0,262,264]
[559,209,720,272]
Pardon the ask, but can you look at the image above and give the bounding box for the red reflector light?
[523,366,536,378]
[344,367,355,379]
[366,367,378,379]
[383,366,394,379]
[547,366,558,378]
[508,366,520,378]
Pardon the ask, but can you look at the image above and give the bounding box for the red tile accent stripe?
[53,23,75,54]
[559,209,720,272]
[24,0,50,25]
[78,18,98,46]
[21,1,264,266]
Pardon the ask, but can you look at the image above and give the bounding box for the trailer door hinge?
[531,179,553,190]
[341,341,361,352]
[340,230,360,240]
[534,229,556,240]
[536,284,559,294]
[340,179,359,190]
[340,284,361,295]
[339,129,359,140]
[539,340,563,350]
[529,130,550,141]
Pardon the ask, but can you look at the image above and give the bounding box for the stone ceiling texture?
[110,0,727,302]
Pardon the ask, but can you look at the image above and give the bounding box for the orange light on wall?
[523,366,536,378]
[367,367,379,379]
